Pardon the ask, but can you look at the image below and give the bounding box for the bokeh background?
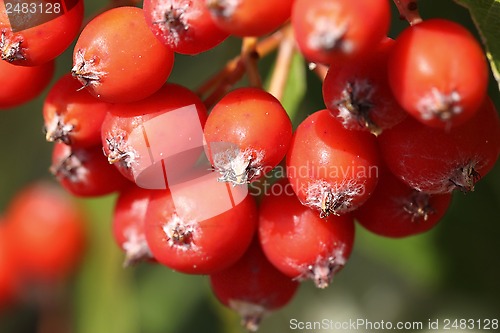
[1,0,499,332]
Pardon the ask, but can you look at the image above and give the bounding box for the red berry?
[286,109,380,216]
[43,73,111,147]
[0,222,20,308]
[144,173,257,274]
[258,179,355,288]
[0,59,55,109]
[206,0,293,37]
[101,83,208,185]
[0,0,84,66]
[112,186,156,266]
[204,87,292,186]
[388,19,488,129]
[5,182,86,283]
[210,239,299,331]
[292,0,390,65]
[144,0,229,55]
[354,168,453,237]
[378,97,500,194]
[322,38,407,135]
[50,142,130,197]
[72,6,174,103]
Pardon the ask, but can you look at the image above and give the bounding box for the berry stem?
[393,0,422,25]
[242,37,262,88]
[310,62,328,82]
[196,26,288,108]
[202,59,246,109]
[195,63,234,97]
[268,25,295,101]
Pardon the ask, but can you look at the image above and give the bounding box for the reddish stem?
[268,25,295,101]
[310,63,328,82]
[196,25,289,108]
[393,0,422,25]
[242,37,262,88]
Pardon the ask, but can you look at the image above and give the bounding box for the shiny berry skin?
[112,186,156,266]
[72,6,174,103]
[0,0,84,66]
[5,182,86,283]
[43,73,111,147]
[388,19,488,129]
[286,109,380,216]
[378,98,500,194]
[0,59,55,109]
[144,0,229,55]
[258,179,355,288]
[50,143,130,197]
[101,83,208,185]
[210,239,299,331]
[354,168,453,238]
[206,0,293,37]
[323,38,407,135]
[292,0,390,65]
[145,173,257,274]
[204,87,292,186]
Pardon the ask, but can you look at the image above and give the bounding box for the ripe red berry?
[43,73,111,147]
[0,59,55,109]
[112,186,156,266]
[144,173,257,274]
[378,97,500,194]
[50,142,130,197]
[205,0,293,37]
[101,83,208,185]
[204,87,292,186]
[258,179,355,288]
[5,182,86,283]
[323,38,407,135]
[0,222,20,308]
[0,0,84,66]
[354,168,453,238]
[210,239,299,331]
[144,0,229,55]
[286,109,380,216]
[72,6,174,103]
[388,19,488,129]
[292,0,390,65]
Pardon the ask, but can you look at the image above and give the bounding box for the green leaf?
[455,0,500,91]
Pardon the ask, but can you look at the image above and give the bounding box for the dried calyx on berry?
[0,30,25,62]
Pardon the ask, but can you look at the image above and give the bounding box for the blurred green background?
[1,0,499,332]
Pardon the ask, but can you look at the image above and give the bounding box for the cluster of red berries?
[1,0,500,330]
[0,182,86,309]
